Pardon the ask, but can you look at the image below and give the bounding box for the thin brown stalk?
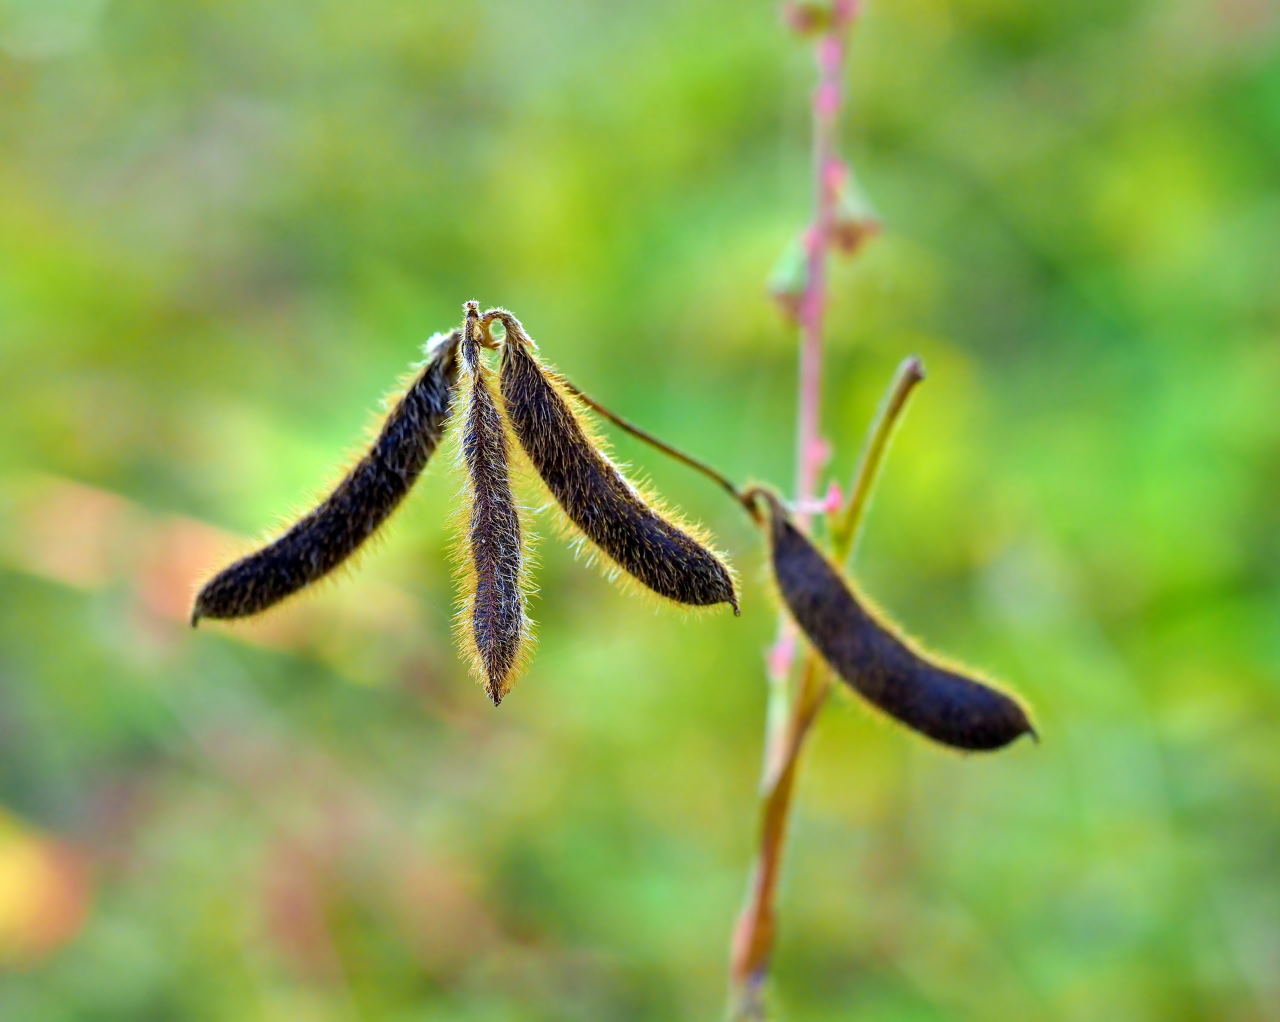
[559,378,759,520]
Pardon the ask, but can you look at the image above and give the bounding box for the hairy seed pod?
[191,330,461,625]
[754,490,1035,751]
[458,303,529,704]
[491,310,738,613]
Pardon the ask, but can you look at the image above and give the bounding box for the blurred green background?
[1,0,1277,1019]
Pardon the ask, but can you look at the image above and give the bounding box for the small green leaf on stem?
[830,171,881,257]
[766,234,809,324]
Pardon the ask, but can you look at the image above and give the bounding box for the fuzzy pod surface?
[458,304,529,704]
[191,330,461,625]
[756,491,1034,751]
[494,312,738,613]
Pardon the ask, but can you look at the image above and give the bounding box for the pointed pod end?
[974,700,1038,752]
[485,678,508,707]
[1006,697,1039,748]
[189,592,208,628]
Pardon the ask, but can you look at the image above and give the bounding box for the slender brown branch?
[478,307,759,522]
[730,650,826,1020]
[560,379,759,519]
[829,355,926,560]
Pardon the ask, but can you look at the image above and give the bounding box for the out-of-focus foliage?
[1,0,1276,1018]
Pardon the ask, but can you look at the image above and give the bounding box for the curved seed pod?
[458,303,530,704]
[491,310,738,613]
[191,330,461,625]
[753,490,1035,752]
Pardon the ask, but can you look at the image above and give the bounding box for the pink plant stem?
[763,0,856,776]
[794,31,848,526]
[734,6,859,1018]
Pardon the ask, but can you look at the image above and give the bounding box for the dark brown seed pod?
[490,309,739,613]
[191,330,461,625]
[457,302,530,704]
[752,489,1035,752]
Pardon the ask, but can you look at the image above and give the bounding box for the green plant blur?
[1,1,1276,1019]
